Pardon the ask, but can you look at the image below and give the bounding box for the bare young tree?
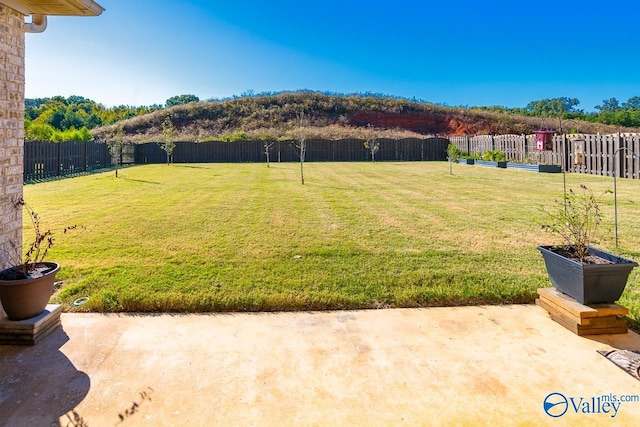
[160,117,176,165]
[293,112,307,184]
[363,124,380,162]
[264,140,276,167]
[107,126,125,177]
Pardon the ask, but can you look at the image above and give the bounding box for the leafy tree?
[525,97,580,117]
[50,95,69,106]
[595,98,621,113]
[53,127,93,142]
[165,94,199,108]
[76,127,93,142]
[47,109,65,130]
[25,120,55,141]
[25,95,166,138]
[525,97,582,132]
[61,110,84,130]
[85,113,103,129]
[446,143,462,175]
[622,96,640,110]
[560,97,581,113]
[67,95,90,105]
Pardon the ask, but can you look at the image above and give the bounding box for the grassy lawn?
[21,162,640,323]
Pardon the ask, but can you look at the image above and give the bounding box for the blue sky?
[25,0,640,111]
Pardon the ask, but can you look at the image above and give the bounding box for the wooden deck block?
[536,288,628,336]
[537,288,628,319]
[534,298,624,326]
[0,304,62,345]
[548,313,627,336]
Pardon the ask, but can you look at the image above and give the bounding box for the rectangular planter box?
[537,245,638,305]
[475,160,507,168]
[458,159,475,165]
[507,163,562,173]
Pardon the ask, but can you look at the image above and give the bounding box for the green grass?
[21,162,640,324]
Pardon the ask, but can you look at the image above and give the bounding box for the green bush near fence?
[21,162,640,328]
[481,149,507,162]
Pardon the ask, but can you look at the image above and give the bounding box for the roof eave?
[1,0,104,16]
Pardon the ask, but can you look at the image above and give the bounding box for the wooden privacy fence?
[29,135,640,181]
[23,141,135,182]
[23,137,449,182]
[135,137,450,164]
[448,133,640,179]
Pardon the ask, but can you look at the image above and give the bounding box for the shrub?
[461,152,480,160]
[481,149,506,162]
[541,184,603,262]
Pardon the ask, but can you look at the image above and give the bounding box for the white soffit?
[1,0,104,16]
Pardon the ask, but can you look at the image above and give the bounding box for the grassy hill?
[90,91,633,143]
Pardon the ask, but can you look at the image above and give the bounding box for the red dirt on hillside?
[348,111,516,136]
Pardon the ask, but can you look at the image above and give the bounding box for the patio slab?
[1,305,640,425]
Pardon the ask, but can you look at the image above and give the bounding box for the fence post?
[562,134,569,172]
[617,132,624,178]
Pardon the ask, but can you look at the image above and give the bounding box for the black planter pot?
[537,246,637,305]
[458,159,475,165]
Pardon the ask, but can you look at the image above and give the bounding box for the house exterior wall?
[0,4,25,317]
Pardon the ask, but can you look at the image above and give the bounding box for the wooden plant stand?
[0,304,62,345]
[536,288,628,336]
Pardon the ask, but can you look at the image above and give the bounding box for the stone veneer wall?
[0,4,25,317]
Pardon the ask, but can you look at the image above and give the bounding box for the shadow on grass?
[173,164,214,169]
[304,181,367,192]
[24,165,137,185]
[121,177,162,185]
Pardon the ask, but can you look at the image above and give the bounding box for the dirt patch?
[348,111,518,136]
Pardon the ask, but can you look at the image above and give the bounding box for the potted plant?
[475,149,507,168]
[537,185,638,305]
[0,198,60,321]
[458,157,475,165]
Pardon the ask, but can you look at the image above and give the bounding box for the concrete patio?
[2,304,640,426]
